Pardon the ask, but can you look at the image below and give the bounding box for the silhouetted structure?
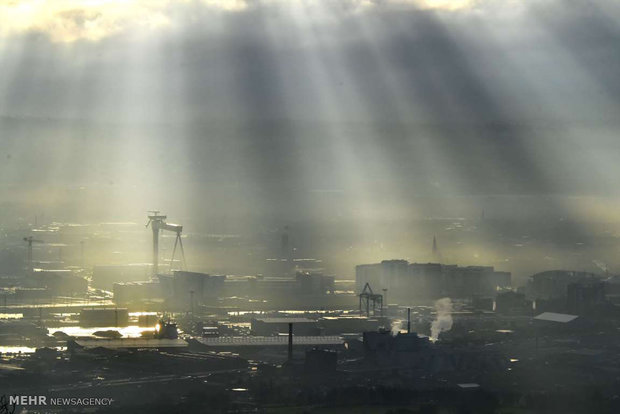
[146,211,186,275]
[567,280,606,315]
[23,236,44,274]
[251,317,319,336]
[356,260,510,301]
[79,308,129,327]
[359,283,383,316]
[432,235,442,261]
[495,291,532,315]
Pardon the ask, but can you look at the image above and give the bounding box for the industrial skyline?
[1,1,620,413]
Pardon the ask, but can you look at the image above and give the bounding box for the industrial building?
[494,291,532,315]
[296,271,335,295]
[363,330,431,355]
[523,270,611,314]
[113,281,162,305]
[251,317,319,336]
[113,271,225,309]
[163,270,226,305]
[195,335,343,348]
[319,316,387,335]
[1,287,49,304]
[526,270,600,300]
[356,260,511,300]
[221,272,334,298]
[566,280,606,315]
[79,308,129,327]
[31,269,88,296]
[92,264,152,290]
[112,270,338,309]
[69,338,188,350]
[264,257,324,277]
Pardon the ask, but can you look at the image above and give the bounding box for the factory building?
[356,260,511,301]
[296,271,335,295]
[495,291,532,315]
[443,265,511,298]
[356,260,410,295]
[196,336,343,349]
[319,316,387,335]
[92,264,152,290]
[221,272,335,298]
[251,317,320,336]
[604,275,620,303]
[70,338,188,351]
[264,257,324,277]
[526,270,600,300]
[363,331,430,355]
[249,316,388,336]
[523,270,611,314]
[567,280,606,315]
[169,270,225,304]
[1,287,49,304]
[112,270,335,308]
[79,308,129,327]
[113,281,163,305]
[113,271,225,308]
[31,269,88,296]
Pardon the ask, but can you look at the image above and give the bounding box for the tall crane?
[23,236,44,274]
[146,211,186,276]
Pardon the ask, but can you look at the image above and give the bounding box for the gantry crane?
[146,211,186,276]
[359,282,383,317]
[23,236,44,274]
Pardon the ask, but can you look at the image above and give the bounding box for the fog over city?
[2,0,620,281]
[1,1,620,413]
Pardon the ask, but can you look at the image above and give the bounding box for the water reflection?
[0,346,38,353]
[49,325,155,338]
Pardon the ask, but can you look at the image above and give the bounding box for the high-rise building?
[356,260,511,301]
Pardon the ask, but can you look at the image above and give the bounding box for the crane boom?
[146,212,186,276]
[160,223,183,233]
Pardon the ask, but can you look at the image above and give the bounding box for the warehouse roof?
[252,317,316,324]
[534,312,578,323]
[73,338,188,349]
[197,336,343,347]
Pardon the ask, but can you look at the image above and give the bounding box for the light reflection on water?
[0,346,67,354]
[227,309,352,316]
[129,312,158,317]
[0,313,23,319]
[0,346,37,353]
[49,325,155,338]
[227,322,251,328]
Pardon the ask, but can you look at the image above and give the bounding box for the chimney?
[407,307,411,334]
[288,323,293,361]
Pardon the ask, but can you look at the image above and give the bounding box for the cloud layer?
[0,0,485,42]
[1,0,619,227]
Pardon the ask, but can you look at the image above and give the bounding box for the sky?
[0,0,620,228]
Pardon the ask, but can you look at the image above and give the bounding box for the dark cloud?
[1,0,619,224]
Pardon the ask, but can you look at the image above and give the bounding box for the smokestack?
[407,307,411,334]
[288,323,293,361]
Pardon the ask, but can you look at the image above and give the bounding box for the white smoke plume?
[430,297,453,341]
